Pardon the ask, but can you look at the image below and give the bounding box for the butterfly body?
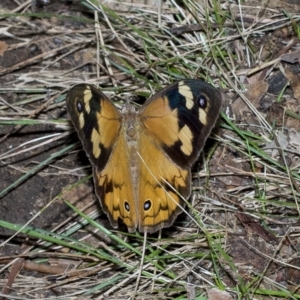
[66,80,221,233]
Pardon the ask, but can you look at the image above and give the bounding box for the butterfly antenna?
[134,230,147,294]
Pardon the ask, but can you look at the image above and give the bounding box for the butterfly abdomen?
[123,112,140,203]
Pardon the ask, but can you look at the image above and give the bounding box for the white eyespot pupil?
[198,95,207,109]
[77,101,83,112]
[125,201,130,212]
[144,200,151,211]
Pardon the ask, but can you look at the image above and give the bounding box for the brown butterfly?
[66,80,221,233]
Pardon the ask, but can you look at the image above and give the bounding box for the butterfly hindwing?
[137,129,190,232]
[93,130,137,232]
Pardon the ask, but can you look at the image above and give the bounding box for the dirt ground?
[1,0,300,299]
[0,2,90,238]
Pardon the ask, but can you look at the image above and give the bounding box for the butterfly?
[66,80,222,233]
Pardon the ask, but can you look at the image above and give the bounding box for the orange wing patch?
[140,96,196,167]
[141,96,181,147]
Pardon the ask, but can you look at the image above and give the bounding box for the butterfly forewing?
[66,84,122,171]
[140,80,222,168]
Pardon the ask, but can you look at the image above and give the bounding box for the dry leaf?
[284,68,300,101]
[231,81,269,115]
[207,288,233,300]
[281,49,300,64]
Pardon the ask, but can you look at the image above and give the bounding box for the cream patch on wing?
[83,86,92,114]
[178,81,194,109]
[178,125,193,155]
[91,127,101,158]
[199,95,211,126]
[76,86,93,129]
[79,112,85,129]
